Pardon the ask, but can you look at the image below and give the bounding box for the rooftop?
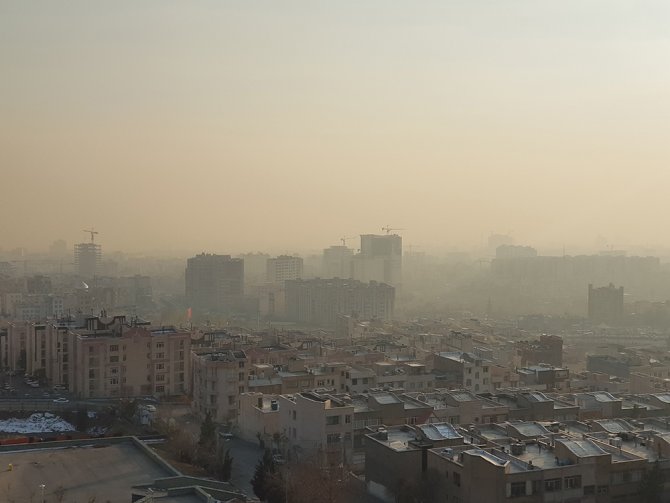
[0,438,177,503]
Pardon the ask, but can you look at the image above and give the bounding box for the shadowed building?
[588,283,624,324]
[185,253,243,313]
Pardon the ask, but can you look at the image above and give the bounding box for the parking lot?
[1,371,72,402]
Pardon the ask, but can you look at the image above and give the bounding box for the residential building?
[352,234,402,286]
[433,351,494,393]
[185,254,243,313]
[278,391,355,465]
[192,349,247,422]
[285,278,394,328]
[589,283,624,324]
[266,255,303,284]
[322,245,353,279]
[74,242,101,278]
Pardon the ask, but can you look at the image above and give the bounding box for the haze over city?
[5,3,670,503]
[3,1,670,254]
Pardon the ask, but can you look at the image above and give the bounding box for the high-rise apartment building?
[352,234,402,286]
[185,254,244,313]
[74,242,101,278]
[322,245,354,278]
[588,283,624,324]
[285,278,395,327]
[266,255,303,284]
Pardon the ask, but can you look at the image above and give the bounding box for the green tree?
[251,449,277,501]
[199,411,216,449]
[639,461,664,503]
[220,448,234,481]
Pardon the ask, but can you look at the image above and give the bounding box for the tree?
[199,411,216,449]
[220,448,234,481]
[251,449,277,501]
[639,461,664,503]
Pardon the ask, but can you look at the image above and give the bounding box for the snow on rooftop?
[0,413,75,434]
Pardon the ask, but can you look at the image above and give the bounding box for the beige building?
[69,318,190,398]
[266,255,303,284]
[4,316,190,398]
[278,391,355,465]
[192,349,247,423]
[433,351,495,393]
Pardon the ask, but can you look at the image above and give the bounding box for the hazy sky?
[2,1,670,255]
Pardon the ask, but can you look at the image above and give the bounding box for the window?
[466,379,472,386]
[352,378,358,385]
[345,415,351,424]
[510,481,526,497]
[483,366,489,373]
[545,479,562,492]
[228,395,236,405]
[109,345,119,352]
[156,342,164,349]
[467,368,472,374]
[532,480,542,494]
[156,363,165,370]
[453,473,461,487]
[110,367,119,375]
[326,415,340,426]
[156,374,165,382]
[156,352,165,359]
[110,356,119,363]
[110,377,119,385]
[155,385,165,393]
[292,411,297,420]
[327,433,341,444]
[597,486,609,495]
[239,372,244,381]
[565,476,581,489]
[583,485,595,495]
[88,369,95,378]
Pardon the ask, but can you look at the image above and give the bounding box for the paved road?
[224,436,264,498]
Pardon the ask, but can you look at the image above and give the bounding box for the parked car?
[53,397,69,403]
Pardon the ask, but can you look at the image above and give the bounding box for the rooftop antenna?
[83,228,99,243]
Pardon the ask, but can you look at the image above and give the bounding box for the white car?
[53,397,69,403]
[29,382,40,388]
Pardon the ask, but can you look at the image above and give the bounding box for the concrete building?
[518,335,563,367]
[433,351,495,393]
[74,242,101,278]
[278,391,355,465]
[185,253,244,313]
[68,317,190,398]
[7,316,191,398]
[588,283,624,324]
[285,278,395,328]
[409,390,510,426]
[266,255,303,284]
[192,349,247,423]
[517,365,570,391]
[322,245,354,279]
[352,234,402,287]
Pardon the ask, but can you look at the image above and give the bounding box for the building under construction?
[74,229,101,278]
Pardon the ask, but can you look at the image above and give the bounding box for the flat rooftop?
[0,439,176,503]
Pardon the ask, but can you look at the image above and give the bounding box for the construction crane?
[381,226,404,235]
[83,228,99,243]
[340,236,356,246]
